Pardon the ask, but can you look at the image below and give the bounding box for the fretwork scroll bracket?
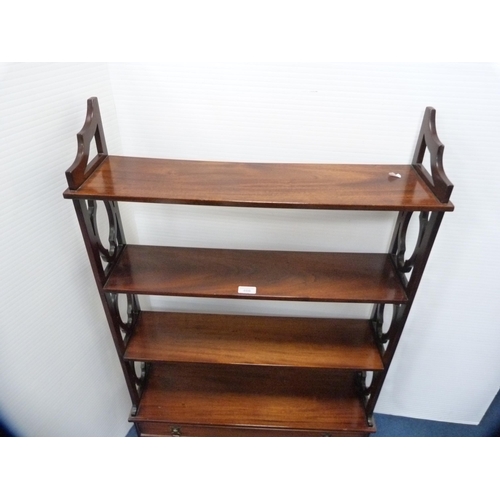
[412,107,453,204]
[65,97,108,190]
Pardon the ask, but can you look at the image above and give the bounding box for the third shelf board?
[124,311,384,370]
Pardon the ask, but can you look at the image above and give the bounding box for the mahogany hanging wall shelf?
[63,98,453,436]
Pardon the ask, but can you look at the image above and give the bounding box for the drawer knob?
[171,427,182,437]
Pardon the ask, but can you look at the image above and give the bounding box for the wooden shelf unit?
[64,98,454,437]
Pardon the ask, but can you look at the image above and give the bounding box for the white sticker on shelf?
[238,286,257,294]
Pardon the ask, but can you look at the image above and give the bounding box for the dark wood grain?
[131,363,372,433]
[104,245,408,303]
[124,311,384,370]
[63,156,454,211]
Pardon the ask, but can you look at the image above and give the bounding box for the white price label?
[238,286,257,294]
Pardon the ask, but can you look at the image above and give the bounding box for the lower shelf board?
[130,363,374,436]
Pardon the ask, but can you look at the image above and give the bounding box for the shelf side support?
[65,96,108,190]
[365,209,446,419]
[66,98,143,409]
[365,107,453,421]
[412,106,453,204]
[72,199,142,408]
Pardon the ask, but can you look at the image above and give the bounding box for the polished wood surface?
[104,245,408,303]
[124,311,384,370]
[64,156,454,211]
[131,363,372,433]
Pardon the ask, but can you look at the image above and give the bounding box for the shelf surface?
[105,245,408,303]
[131,363,373,433]
[124,311,384,370]
[63,156,454,211]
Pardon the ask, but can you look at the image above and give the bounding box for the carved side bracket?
[72,196,142,407]
[87,200,119,265]
[366,208,446,420]
[105,294,143,407]
[356,371,376,427]
[129,362,149,416]
[412,107,453,203]
[107,292,140,346]
[73,199,126,283]
[391,210,445,298]
[393,211,430,276]
[372,303,402,347]
[65,97,108,190]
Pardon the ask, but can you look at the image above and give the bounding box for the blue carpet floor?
[372,389,500,436]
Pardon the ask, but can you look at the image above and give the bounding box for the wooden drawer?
[135,422,370,437]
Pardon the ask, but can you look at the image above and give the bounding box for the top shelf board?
[63,156,454,211]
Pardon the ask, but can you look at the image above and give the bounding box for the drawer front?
[136,422,369,437]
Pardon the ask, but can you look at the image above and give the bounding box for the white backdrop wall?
[108,62,500,425]
[1,63,499,435]
[0,63,131,436]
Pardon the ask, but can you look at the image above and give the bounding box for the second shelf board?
[124,311,384,370]
[104,245,408,303]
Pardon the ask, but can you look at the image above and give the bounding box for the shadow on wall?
[1,418,15,437]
